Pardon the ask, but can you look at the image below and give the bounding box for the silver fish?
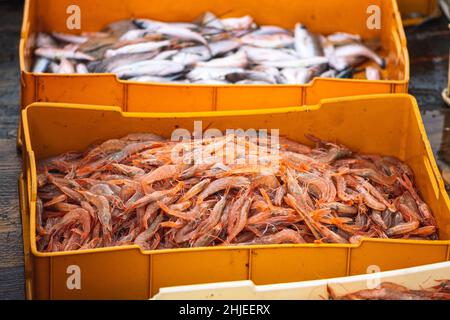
[92,51,158,73]
[281,67,314,84]
[259,56,328,68]
[171,52,206,65]
[225,71,277,84]
[128,75,181,83]
[251,25,292,36]
[187,67,245,81]
[48,62,60,73]
[57,59,75,74]
[36,33,57,48]
[242,46,297,63]
[52,32,88,44]
[294,24,323,58]
[32,57,50,73]
[196,51,248,68]
[157,25,209,47]
[200,11,225,30]
[153,49,179,61]
[76,63,89,74]
[105,40,171,58]
[119,29,156,41]
[240,33,294,48]
[112,60,185,78]
[333,43,385,68]
[365,66,381,80]
[221,16,255,30]
[35,47,95,61]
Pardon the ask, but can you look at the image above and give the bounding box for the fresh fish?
[119,29,156,41]
[103,20,139,38]
[333,43,385,68]
[57,59,75,74]
[128,75,181,83]
[112,60,185,78]
[319,69,337,78]
[196,51,248,68]
[157,25,210,47]
[327,32,361,45]
[221,15,255,30]
[199,11,225,30]
[235,80,270,84]
[153,49,179,61]
[281,67,315,84]
[76,63,89,74]
[193,79,229,84]
[242,46,297,63]
[225,71,277,84]
[187,67,245,81]
[90,51,158,73]
[48,61,60,73]
[32,57,50,73]
[259,56,328,68]
[240,33,295,48]
[366,66,381,80]
[36,33,57,48]
[35,47,95,61]
[171,52,205,65]
[133,19,166,31]
[33,13,387,84]
[52,32,88,44]
[294,23,323,58]
[105,40,171,58]
[251,25,292,36]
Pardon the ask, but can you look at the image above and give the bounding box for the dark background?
[0,0,448,300]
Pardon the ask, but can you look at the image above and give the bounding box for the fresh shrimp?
[158,201,198,221]
[273,184,286,206]
[284,194,321,240]
[140,164,186,187]
[386,220,420,236]
[178,179,210,203]
[370,210,388,230]
[319,202,358,215]
[43,194,68,208]
[251,174,280,189]
[398,174,437,227]
[134,214,163,250]
[49,208,91,240]
[312,219,350,244]
[298,172,337,203]
[354,176,396,212]
[36,197,47,236]
[197,177,250,204]
[80,191,112,236]
[240,229,306,245]
[227,197,252,242]
[334,175,353,202]
[124,182,183,213]
[348,168,397,186]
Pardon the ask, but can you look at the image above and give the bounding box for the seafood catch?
[328,281,450,300]
[36,132,438,252]
[32,12,385,84]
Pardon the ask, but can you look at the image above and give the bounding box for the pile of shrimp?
[327,281,450,300]
[35,132,439,252]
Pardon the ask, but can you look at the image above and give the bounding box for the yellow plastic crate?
[20,94,450,300]
[397,0,440,26]
[18,0,409,147]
